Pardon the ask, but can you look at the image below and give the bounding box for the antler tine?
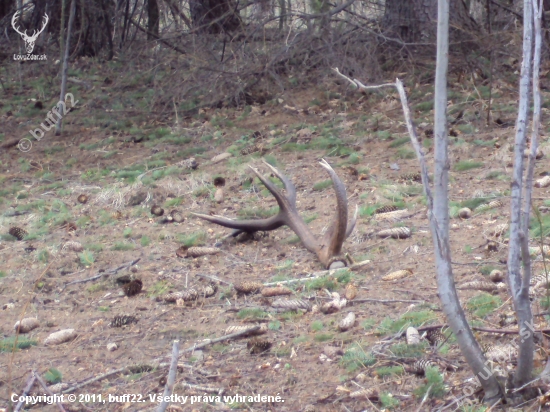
[318,159,348,255]
[248,165,294,212]
[11,11,26,36]
[260,160,297,204]
[345,205,358,239]
[191,212,285,232]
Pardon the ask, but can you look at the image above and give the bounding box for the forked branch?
[193,159,357,269]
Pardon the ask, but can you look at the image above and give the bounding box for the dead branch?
[33,371,67,412]
[157,340,180,412]
[61,258,141,291]
[14,373,37,412]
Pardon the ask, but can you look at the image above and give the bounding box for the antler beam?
[192,159,357,269]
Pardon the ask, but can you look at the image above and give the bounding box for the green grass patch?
[140,236,150,247]
[0,336,38,352]
[414,100,433,112]
[112,242,135,251]
[43,368,62,384]
[340,343,376,372]
[377,310,437,335]
[466,293,502,318]
[78,251,95,266]
[380,392,400,410]
[237,206,279,219]
[237,308,268,320]
[390,342,428,358]
[454,161,483,172]
[177,231,207,247]
[389,137,410,148]
[376,365,405,378]
[310,320,324,332]
[312,179,332,191]
[148,281,171,297]
[414,366,447,399]
[396,148,415,159]
[313,333,334,342]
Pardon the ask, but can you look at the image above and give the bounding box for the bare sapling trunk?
[507,0,537,389]
[55,0,76,136]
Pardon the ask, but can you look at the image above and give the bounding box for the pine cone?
[123,279,143,297]
[406,326,421,345]
[344,283,358,300]
[247,337,271,354]
[399,172,421,182]
[376,227,411,239]
[170,210,184,223]
[151,205,164,216]
[374,205,398,214]
[261,286,293,297]
[9,226,27,241]
[382,269,413,281]
[44,329,77,346]
[426,329,446,346]
[62,241,83,252]
[408,359,438,375]
[234,281,263,294]
[14,318,40,333]
[110,315,138,327]
[186,246,219,258]
[213,177,226,187]
[77,194,88,204]
[271,299,312,311]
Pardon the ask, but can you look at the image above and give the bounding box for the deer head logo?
[12,11,49,54]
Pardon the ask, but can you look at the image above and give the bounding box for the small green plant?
[177,231,207,247]
[414,100,434,112]
[377,310,437,335]
[313,179,332,191]
[79,251,94,266]
[112,242,134,251]
[0,271,6,278]
[454,161,483,172]
[314,333,334,342]
[390,342,428,358]
[380,392,400,410]
[361,318,376,330]
[123,227,132,238]
[140,236,150,247]
[310,320,324,332]
[414,366,447,399]
[165,197,183,207]
[38,249,49,263]
[376,366,404,378]
[0,336,38,352]
[396,148,415,159]
[147,281,170,297]
[43,368,62,384]
[466,293,502,318]
[237,308,267,320]
[268,321,281,330]
[237,206,279,219]
[340,343,376,372]
[389,137,410,148]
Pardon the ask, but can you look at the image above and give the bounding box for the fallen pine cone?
[14,318,40,333]
[170,210,184,223]
[374,205,398,214]
[110,315,138,327]
[406,326,421,345]
[377,227,411,239]
[247,337,271,354]
[426,329,446,346]
[535,176,550,188]
[475,199,503,212]
[213,176,226,187]
[382,269,413,281]
[399,172,421,182]
[186,246,220,258]
[9,226,27,241]
[349,388,378,400]
[62,241,83,252]
[234,281,263,294]
[44,329,77,346]
[123,279,143,297]
[225,324,267,336]
[344,283,358,300]
[211,152,232,163]
[214,188,224,203]
[163,289,199,303]
[458,207,472,219]
[458,281,499,293]
[202,283,218,298]
[338,312,356,331]
[151,205,164,216]
[261,286,293,297]
[489,270,504,283]
[77,194,88,204]
[488,223,508,237]
[271,299,312,311]
[320,298,347,314]
[374,209,410,222]
[407,359,439,375]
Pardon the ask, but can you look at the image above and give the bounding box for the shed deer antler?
[192,159,357,269]
[12,11,49,54]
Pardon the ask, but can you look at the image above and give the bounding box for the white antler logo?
[12,11,49,54]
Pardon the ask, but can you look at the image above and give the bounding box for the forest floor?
[1,54,550,412]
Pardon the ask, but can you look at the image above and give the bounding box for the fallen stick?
[63,327,259,394]
[180,382,224,394]
[157,340,180,412]
[61,258,140,291]
[14,373,37,412]
[263,259,371,287]
[33,371,67,412]
[195,273,232,285]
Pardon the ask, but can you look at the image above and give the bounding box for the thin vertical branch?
[509,0,535,387]
[157,340,180,412]
[55,0,76,135]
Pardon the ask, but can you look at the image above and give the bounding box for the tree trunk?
[189,0,242,34]
[147,0,159,40]
[383,0,479,42]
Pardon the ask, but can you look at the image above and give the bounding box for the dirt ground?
[1,57,550,412]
